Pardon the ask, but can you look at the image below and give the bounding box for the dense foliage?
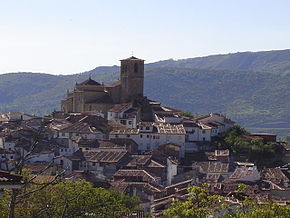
[163,183,224,218]
[213,125,283,166]
[1,50,290,128]
[163,184,290,218]
[0,179,140,218]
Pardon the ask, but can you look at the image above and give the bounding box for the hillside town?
[1,57,289,217]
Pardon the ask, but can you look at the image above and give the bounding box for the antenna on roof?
[89,73,92,79]
[131,51,134,57]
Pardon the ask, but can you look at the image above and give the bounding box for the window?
[127,134,130,138]
[146,127,150,130]
[134,63,138,73]
[147,135,149,138]
[92,162,96,166]
[62,132,65,136]
[202,130,206,134]
[85,148,89,151]
[140,134,143,138]
[60,160,64,166]
[203,137,206,141]
[61,149,63,152]
[128,121,132,125]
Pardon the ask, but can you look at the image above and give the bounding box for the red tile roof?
[83,150,128,163]
[113,169,159,183]
[108,103,132,113]
[262,168,289,184]
[0,170,23,184]
[126,155,152,167]
[194,161,229,173]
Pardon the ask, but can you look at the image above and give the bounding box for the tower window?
[134,63,138,73]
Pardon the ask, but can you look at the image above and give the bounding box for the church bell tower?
[120,56,144,102]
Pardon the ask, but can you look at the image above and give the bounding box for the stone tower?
[120,56,144,102]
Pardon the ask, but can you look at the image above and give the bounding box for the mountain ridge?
[1,49,290,128]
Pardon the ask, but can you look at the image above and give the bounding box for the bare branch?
[15,169,66,203]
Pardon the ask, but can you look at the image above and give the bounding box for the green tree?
[232,201,290,218]
[213,125,283,166]
[162,183,290,218]
[224,184,290,218]
[163,183,224,218]
[0,179,140,218]
[181,111,195,119]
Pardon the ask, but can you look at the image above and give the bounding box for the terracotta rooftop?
[24,162,55,174]
[262,168,289,184]
[83,150,128,163]
[49,119,72,131]
[107,120,127,129]
[60,121,106,134]
[111,180,164,194]
[228,166,259,181]
[206,173,221,183]
[114,169,159,183]
[0,170,23,185]
[78,138,117,148]
[194,161,229,174]
[126,155,152,167]
[165,179,193,190]
[108,103,132,113]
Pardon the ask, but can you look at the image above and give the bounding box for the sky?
[0,0,290,75]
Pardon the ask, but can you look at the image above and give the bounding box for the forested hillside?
[1,49,290,127]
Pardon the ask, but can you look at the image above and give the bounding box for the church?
[61,56,145,114]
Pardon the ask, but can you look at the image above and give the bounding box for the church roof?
[78,78,101,86]
[120,56,144,61]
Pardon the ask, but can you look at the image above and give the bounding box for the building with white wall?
[109,122,186,157]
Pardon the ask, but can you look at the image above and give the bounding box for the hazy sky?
[1,0,290,75]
